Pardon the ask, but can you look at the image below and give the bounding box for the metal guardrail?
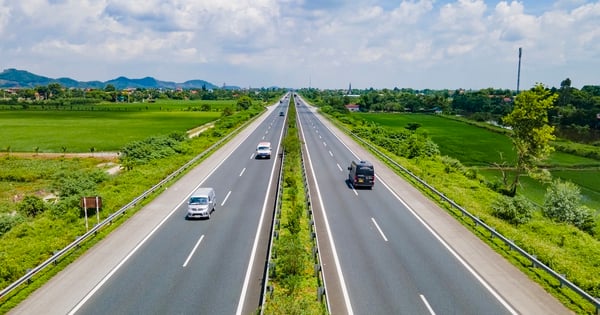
[260,150,285,315]
[340,124,600,315]
[0,116,257,300]
[299,140,328,308]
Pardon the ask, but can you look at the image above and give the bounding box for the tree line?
[300,79,600,143]
[1,83,287,106]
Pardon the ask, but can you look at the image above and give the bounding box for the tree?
[236,95,252,110]
[502,83,557,195]
[104,84,116,92]
[47,82,63,99]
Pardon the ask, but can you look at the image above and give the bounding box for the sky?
[1,0,599,90]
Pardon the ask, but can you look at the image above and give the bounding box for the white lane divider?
[221,191,231,206]
[420,294,436,315]
[371,217,388,242]
[183,235,205,267]
[239,168,246,177]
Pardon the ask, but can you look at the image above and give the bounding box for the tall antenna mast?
[516,47,522,94]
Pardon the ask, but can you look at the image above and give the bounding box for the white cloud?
[1,0,599,89]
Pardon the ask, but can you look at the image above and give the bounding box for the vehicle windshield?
[258,146,270,151]
[357,167,374,176]
[189,197,208,205]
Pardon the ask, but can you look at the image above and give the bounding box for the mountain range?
[0,68,227,90]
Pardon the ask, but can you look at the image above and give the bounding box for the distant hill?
[0,68,220,90]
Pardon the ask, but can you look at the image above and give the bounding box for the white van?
[186,187,216,219]
[255,141,272,159]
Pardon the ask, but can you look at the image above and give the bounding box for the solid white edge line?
[311,105,518,315]
[239,167,246,177]
[371,217,388,242]
[234,112,286,315]
[299,108,354,315]
[67,141,240,314]
[420,294,436,315]
[221,191,231,207]
[183,235,205,267]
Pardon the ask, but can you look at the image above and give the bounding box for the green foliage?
[17,196,47,217]
[491,195,534,226]
[503,84,558,193]
[222,106,234,116]
[52,169,108,197]
[351,122,439,159]
[119,133,190,169]
[276,234,308,277]
[0,213,25,237]
[236,95,253,110]
[405,122,421,131]
[440,155,467,174]
[543,179,597,233]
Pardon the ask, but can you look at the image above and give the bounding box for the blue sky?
[1,0,598,90]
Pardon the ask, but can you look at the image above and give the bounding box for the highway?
[9,93,572,315]
[293,94,571,315]
[71,103,289,314]
[9,96,290,315]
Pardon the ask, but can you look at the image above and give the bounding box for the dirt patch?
[4,152,120,160]
[97,162,122,175]
[187,123,215,138]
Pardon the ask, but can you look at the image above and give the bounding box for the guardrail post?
[313,263,321,276]
[269,262,276,277]
[317,286,326,302]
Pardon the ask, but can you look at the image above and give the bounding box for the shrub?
[491,195,534,226]
[17,195,47,217]
[276,234,307,277]
[0,213,25,237]
[52,169,107,197]
[543,179,597,233]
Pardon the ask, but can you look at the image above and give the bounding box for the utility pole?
[516,47,522,94]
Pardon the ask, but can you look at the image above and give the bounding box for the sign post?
[80,197,103,232]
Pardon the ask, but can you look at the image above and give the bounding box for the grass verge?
[261,96,327,314]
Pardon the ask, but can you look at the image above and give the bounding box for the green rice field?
[353,112,600,210]
[0,100,231,152]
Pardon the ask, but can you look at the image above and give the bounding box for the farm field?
[352,112,600,210]
[0,100,230,152]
